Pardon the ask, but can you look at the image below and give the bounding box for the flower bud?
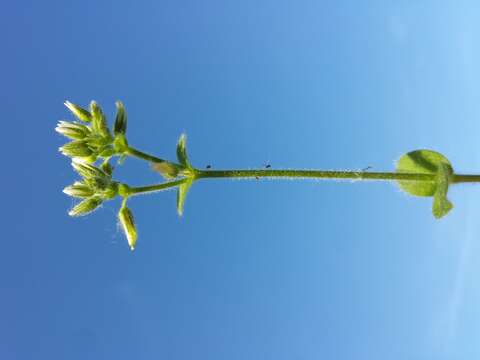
[63,181,95,198]
[64,101,92,122]
[118,206,137,250]
[59,140,93,158]
[90,101,111,137]
[55,121,90,140]
[68,197,102,217]
[72,160,109,181]
[114,101,127,135]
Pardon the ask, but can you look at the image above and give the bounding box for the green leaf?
[396,149,453,197]
[432,164,453,219]
[176,134,192,169]
[176,179,193,216]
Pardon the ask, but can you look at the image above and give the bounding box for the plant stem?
[128,178,189,196]
[126,146,172,164]
[120,169,480,200]
[195,169,438,181]
[192,169,480,183]
[452,174,480,184]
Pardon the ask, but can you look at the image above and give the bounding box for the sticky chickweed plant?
[57,101,477,251]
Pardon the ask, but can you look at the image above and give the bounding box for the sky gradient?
[3,1,480,359]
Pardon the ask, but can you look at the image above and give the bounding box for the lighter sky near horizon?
[3,1,480,359]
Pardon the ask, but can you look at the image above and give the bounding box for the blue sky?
[3,1,480,359]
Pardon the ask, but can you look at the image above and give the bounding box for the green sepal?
[101,161,113,176]
[176,134,192,169]
[176,179,193,216]
[396,149,453,197]
[86,134,112,149]
[101,182,119,200]
[114,101,127,135]
[118,183,131,197]
[64,101,92,122]
[113,134,129,154]
[100,147,115,158]
[432,164,453,219]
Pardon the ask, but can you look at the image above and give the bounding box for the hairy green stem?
[122,169,480,198]
[195,169,438,181]
[120,145,480,197]
[452,174,480,184]
[127,178,189,196]
[126,146,171,164]
[195,169,480,184]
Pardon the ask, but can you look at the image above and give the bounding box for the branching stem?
[119,148,480,199]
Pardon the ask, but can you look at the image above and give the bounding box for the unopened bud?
[64,101,92,122]
[114,101,127,135]
[90,101,111,137]
[118,206,137,250]
[55,121,90,140]
[59,140,93,158]
[72,160,109,181]
[63,181,95,198]
[68,197,102,216]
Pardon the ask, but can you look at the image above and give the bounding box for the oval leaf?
[396,149,453,197]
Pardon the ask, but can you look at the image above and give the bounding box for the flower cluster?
[64,160,118,216]
[57,101,137,250]
[57,101,128,163]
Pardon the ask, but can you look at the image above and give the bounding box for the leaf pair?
[176,134,194,217]
[396,149,453,219]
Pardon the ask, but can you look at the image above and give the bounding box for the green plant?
[57,101,476,250]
